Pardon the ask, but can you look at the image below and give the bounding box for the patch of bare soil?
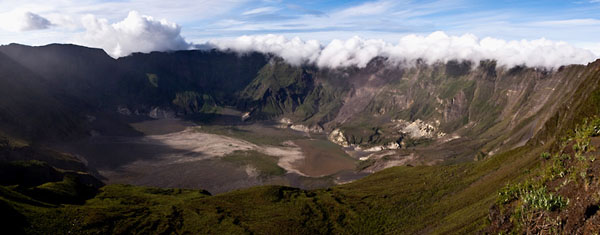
[293,139,356,177]
[130,118,194,135]
[145,128,257,162]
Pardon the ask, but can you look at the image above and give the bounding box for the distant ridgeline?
[1,43,600,233]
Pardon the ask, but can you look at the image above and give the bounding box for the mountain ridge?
[1,43,600,233]
[1,43,599,165]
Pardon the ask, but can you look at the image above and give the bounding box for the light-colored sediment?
[144,128,257,163]
[259,141,308,176]
[245,165,259,178]
[392,119,446,139]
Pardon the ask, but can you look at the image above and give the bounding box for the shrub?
[573,117,600,153]
[521,186,568,211]
[540,152,551,160]
[497,181,534,205]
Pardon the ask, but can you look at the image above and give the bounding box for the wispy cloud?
[333,0,397,17]
[531,18,600,26]
[285,4,325,16]
[242,7,280,15]
[199,0,465,38]
[0,0,249,24]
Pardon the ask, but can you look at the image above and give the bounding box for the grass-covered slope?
[0,143,542,234]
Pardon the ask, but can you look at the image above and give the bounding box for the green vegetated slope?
[0,141,105,234]
[0,141,543,234]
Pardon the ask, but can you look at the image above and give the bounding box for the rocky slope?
[240,58,596,167]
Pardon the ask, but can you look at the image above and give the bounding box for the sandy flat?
[145,128,258,163]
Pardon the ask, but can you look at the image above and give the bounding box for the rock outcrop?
[328,129,349,147]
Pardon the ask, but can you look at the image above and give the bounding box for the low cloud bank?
[78,11,190,58]
[211,32,597,69]
[72,11,596,68]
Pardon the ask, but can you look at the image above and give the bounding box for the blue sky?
[182,0,600,43]
[0,0,599,58]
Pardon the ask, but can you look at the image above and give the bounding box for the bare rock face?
[393,119,445,139]
[328,129,349,147]
[117,105,177,120]
[241,112,251,121]
[279,118,292,125]
[363,142,400,152]
[290,124,324,133]
[277,118,324,133]
[443,91,468,122]
[117,106,132,116]
[148,107,176,119]
[386,141,400,149]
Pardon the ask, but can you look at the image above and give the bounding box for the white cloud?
[211,34,321,65]
[0,10,52,31]
[211,32,598,69]
[317,37,386,68]
[77,11,190,58]
[577,42,600,57]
